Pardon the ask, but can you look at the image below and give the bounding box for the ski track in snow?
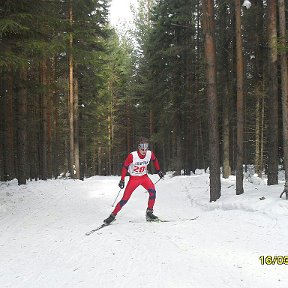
[0,174,288,288]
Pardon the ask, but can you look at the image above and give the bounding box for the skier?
[103,137,164,224]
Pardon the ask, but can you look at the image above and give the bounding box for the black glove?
[118,179,125,189]
[157,170,164,179]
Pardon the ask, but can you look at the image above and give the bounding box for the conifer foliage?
[0,0,118,182]
[0,0,288,201]
[128,0,288,198]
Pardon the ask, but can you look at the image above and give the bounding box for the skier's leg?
[141,175,156,210]
[112,177,140,215]
[141,176,159,221]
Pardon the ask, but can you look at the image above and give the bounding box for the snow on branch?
[242,0,252,9]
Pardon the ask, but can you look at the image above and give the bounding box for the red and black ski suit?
[112,150,161,216]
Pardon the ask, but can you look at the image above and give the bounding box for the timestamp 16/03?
[259,256,288,265]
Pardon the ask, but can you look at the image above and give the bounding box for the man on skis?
[103,137,164,224]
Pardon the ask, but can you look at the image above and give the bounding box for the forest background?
[0,0,287,201]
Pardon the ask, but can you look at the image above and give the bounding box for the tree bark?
[73,79,80,178]
[267,0,279,185]
[40,59,48,180]
[223,81,231,178]
[17,68,28,185]
[0,76,4,180]
[68,0,75,178]
[235,0,244,195]
[5,67,15,180]
[278,0,288,197]
[202,0,221,201]
[254,0,265,178]
[255,86,261,175]
[47,61,53,179]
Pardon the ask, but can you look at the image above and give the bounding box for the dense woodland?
[0,0,287,201]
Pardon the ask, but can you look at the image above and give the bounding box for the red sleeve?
[151,151,160,171]
[121,153,133,180]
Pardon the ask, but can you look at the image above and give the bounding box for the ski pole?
[153,178,162,186]
[112,188,122,207]
[144,176,163,194]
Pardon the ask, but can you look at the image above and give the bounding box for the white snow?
[242,0,252,9]
[1,171,288,288]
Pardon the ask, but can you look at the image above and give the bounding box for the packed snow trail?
[1,173,288,288]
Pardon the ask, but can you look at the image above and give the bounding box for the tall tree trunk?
[5,67,15,180]
[255,86,262,176]
[68,0,75,178]
[202,0,221,201]
[185,30,193,174]
[108,90,114,175]
[50,57,60,179]
[195,2,205,170]
[173,117,182,176]
[260,94,265,175]
[219,1,231,179]
[149,110,154,141]
[73,79,80,178]
[97,146,102,175]
[254,0,265,178]
[52,84,60,179]
[29,91,38,180]
[0,76,4,180]
[40,59,48,180]
[126,99,132,153]
[223,81,231,178]
[278,0,288,198]
[80,133,87,180]
[235,0,244,195]
[17,68,28,185]
[47,61,53,179]
[267,0,279,185]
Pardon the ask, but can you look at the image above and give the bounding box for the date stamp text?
[259,256,288,265]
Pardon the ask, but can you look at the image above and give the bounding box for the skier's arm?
[121,153,133,180]
[151,152,164,178]
[151,152,161,171]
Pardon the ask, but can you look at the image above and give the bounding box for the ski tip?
[85,223,109,236]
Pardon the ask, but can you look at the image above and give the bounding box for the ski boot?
[103,213,116,225]
[146,208,159,222]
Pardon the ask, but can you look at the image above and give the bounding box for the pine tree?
[267,0,279,185]
[278,0,288,198]
[235,0,244,195]
[202,0,221,201]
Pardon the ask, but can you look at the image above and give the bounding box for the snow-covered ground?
[1,171,288,288]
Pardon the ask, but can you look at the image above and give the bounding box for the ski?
[129,216,199,223]
[156,216,199,222]
[85,223,110,236]
[85,216,199,235]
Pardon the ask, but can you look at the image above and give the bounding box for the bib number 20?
[134,166,146,173]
